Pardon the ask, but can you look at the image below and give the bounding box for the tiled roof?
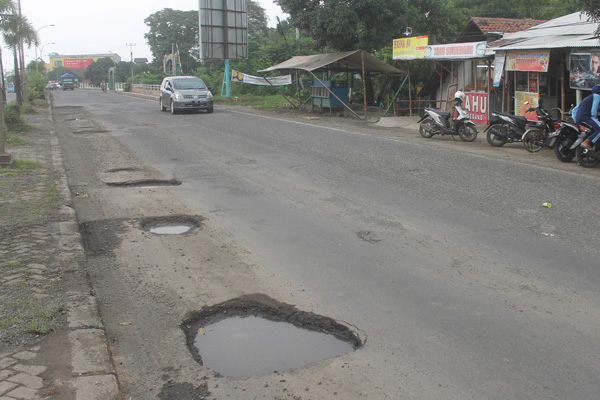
[470,17,547,34]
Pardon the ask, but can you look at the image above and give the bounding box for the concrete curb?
[0,99,119,400]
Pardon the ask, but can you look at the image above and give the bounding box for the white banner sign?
[231,70,292,86]
[424,42,487,59]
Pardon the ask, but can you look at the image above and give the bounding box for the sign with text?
[464,92,489,124]
[392,36,428,60]
[506,50,550,72]
[424,42,487,59]
[63,58,93,69]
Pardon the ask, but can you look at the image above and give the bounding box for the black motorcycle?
[575,127,600,168]
[521,102,562,153]
[552,119,589,163]
[484,103,539,147]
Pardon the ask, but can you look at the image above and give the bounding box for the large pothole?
[182,294,362,378]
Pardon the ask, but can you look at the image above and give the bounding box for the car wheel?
[160,98,166,112]
[206,107,214,114]
[170,100,177,114]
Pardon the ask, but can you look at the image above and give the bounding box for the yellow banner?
[393,36,428,60]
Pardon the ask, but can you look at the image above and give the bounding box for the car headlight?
[173,92,183,101]
[206,91,213,99]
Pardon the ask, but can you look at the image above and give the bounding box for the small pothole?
[106,178,182,187]
[183,294,363,378]
[140,215,203,235]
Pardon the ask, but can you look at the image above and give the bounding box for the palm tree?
[0,0,15,105]
[1,11,38,105]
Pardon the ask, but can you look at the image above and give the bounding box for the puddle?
[183,294,362,378]
[194,315,354,377]
[140,215,202,235]
[149,223,194,235]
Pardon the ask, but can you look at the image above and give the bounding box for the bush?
[4,102,24,127]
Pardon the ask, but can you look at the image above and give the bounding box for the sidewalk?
[0,101,118,399]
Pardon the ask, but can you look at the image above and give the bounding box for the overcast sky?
[7,0,287,72]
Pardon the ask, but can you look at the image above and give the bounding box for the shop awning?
[258,50,402,74]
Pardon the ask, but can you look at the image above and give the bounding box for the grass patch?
[0,316,20,329]
[214,94,292,111]
[0,159,40,176]
[5,132,30,146]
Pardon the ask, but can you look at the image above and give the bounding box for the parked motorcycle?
[484,102,537,147]
[521,101,562,153]
[551,119,589,163]
[418,91,478,142]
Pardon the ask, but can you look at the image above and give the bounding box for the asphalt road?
[53,89,600,399]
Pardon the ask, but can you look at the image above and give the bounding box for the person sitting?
[572,84,600,149]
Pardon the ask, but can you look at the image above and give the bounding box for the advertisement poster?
[492,51,506,87]
[506,50,549,72]
[231,70,291,86]
[464,92,489,124]
[63,58,94,69]
[515,91,539,120]
[569,52,600,90]
[392,36,428,60]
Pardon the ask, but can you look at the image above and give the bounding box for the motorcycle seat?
[494,112,528,124]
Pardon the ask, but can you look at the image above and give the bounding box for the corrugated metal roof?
[489,12,600,50]
[258,50,402,74]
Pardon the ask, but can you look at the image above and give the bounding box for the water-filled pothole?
[183,294,362,378]
[106,178,182,187]
[140,215,202,235]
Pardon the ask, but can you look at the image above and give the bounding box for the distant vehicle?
[7,84,14,93]
[45,81,60,90]
[59,73,75,90]
[159,76,213,114]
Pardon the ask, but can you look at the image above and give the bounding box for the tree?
[575,0,600,36]
[1,12,37,105]
[144,8,199,70]
[84,57,115,85]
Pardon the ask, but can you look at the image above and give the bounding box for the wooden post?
[361,50,368,119]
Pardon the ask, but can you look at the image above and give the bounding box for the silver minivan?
[159,76,214,114]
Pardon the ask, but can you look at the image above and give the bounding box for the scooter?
[484,102,538,147]
[418,91,478,142]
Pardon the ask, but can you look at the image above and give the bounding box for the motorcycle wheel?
[458,124,477,142]
[523,129,544,153]
[486,125,507,147]
[554,136,576,163]
[419,118,435,138]
[576,147,600,168]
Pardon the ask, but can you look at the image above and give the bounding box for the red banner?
[63,58,94,69]
[463,92,489,124]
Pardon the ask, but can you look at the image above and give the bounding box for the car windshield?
[173,78,207,90]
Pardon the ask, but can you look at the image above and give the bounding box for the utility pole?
[126,43,136,83]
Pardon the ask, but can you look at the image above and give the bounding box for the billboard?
[63,58,94,69]
[392,36,428,60]
[199,0,248,60]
